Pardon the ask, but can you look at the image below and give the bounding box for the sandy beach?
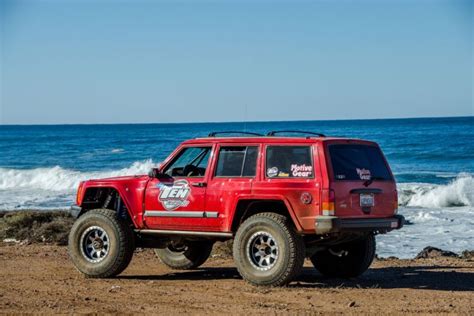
[0,242,473,314]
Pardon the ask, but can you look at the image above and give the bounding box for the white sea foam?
[398,174,473,208]
[0,160,155,210]
[0,160,155,191]
[377,205,474,258]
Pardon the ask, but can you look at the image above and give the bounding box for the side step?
[136,229,233,238]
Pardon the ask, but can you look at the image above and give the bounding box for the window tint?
[328,144,392,181]
[266,146,313,178]
[215,146,258,177]
[164,147,211,177]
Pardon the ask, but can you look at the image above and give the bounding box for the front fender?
[78,179,148,228]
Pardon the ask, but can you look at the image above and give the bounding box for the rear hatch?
[325,140,397,218]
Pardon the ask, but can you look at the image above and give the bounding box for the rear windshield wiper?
[363,176,386,187]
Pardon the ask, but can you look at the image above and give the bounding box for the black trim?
[208,131,263,137]
[70,205,82,218]
[335,215,404,231]
[267,130,325,137]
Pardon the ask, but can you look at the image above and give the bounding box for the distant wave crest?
[0,160,155,191]
[398,174,473,208]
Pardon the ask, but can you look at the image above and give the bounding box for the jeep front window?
[164,147,211,177]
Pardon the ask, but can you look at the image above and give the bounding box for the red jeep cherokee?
[68,131,404,286]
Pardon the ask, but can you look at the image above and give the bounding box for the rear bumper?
[70,205,82,218]
[315,215,405,235]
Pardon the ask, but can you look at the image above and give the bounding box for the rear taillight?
[393,189,399,214]
[76,181,85,206]
[321,189,335,216]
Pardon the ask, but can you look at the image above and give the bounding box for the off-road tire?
[154,241,214,270]
[310,234,376,278]
[233,212,305,286]
[68,209,135,278]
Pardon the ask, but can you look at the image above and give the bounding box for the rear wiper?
[363,177,385,187]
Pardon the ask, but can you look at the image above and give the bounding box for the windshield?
[327,144,392,181]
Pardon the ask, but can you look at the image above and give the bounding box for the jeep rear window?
[215,146,258,177]
[328,144,392,181]
[266,146,313,178]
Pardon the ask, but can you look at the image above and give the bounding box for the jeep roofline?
[184,136,370,145]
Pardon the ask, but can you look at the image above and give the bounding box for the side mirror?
[148,163,165,179]
[148,168,162,178]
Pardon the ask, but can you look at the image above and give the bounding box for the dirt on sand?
[0,243,473,314]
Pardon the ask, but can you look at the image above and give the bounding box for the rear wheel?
[68,209,135,278]
[233,213,305,286]
[154,241,214,270]
[310,235,376,278]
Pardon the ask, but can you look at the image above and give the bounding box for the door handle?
[192,182,207,187]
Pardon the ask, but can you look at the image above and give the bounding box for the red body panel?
[78,136,398,234]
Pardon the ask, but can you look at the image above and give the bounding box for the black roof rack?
[267,130,326,137]
[208,131,264,137]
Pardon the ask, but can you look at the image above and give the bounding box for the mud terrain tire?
[68,209,135,278]
[310,234,376,278]
[154,241,213,270]
[233,213,305,286]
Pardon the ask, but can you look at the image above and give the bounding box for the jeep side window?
[215,146,258,177]
[266,146,313,178]
[164,147,211,177]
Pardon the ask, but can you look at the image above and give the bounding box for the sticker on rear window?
[267,167,279,177]
[356,168,371,180]
[291,164,312,177]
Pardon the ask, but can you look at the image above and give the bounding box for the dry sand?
[1,243,473,314]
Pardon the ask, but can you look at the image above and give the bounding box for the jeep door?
[143,145,217,231]
[251,144,323,233]
[205,144,260,231]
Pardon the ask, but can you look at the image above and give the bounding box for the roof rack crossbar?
[267,130,326,137]
[208,131,264,137]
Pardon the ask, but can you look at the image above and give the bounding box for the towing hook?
[329,249,349,257]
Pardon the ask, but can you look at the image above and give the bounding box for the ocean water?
[1,116,473,258]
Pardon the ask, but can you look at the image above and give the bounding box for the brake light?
[321,189,335,216]
[76,181,85,206]
[393,189,399,214]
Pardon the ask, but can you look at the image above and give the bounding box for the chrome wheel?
[80,226,110,263]
[246,231,279,271]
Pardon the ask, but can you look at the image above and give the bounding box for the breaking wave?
[0,160,156,191]
[0,164,472,210]
[398,174,473,208]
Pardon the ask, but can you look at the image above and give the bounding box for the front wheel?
[310,234,376,278]
[233,213,305,286]
[154,241,214,270]
[68,209,135,278]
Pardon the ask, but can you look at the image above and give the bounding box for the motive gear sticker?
[156,179,191,211]
[356,168,371,180]
[291,164,312,177]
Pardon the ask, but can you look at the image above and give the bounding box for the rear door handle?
[192,182,207,187]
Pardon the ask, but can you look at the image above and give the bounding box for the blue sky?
[0,0,472,124]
